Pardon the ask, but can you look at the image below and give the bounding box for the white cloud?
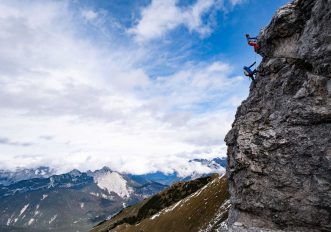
[129,0,223,42]
[229,0,247,6]
[81,9,98,21]
[0,0,248,175]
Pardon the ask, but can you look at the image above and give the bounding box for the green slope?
[91,174,229,232]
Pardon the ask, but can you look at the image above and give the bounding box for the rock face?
[225,0,331,231]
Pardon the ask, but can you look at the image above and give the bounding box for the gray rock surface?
[224,0,331,231]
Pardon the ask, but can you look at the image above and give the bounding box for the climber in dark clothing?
[243,62,257,81]
[246,34,259,52]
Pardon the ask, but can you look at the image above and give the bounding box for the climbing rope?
[254,52,257,70]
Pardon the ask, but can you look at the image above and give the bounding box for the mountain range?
[0,166,55,186]
[0,157,226,232]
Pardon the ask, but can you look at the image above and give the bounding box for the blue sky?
[75,0,289,72]
[0,0,289,175]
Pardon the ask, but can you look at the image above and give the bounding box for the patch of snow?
[7,218,11,226]
[90,192,99,197]
[14,218,18,223]
[80,203,84,209]
[48,177,55,188]
[177,177,220,211]
[49,214,57,224]
[94,172,132,198]
[36,204,40,210]
[28,218,34,225]
[19,204,29,216]
[41,194,48,200]
[199,200,230,232]
[122,202,126,208]
[102,193,114,200]
[150,199,183,221]
[34,210,39,216]
[150,212,161,220]
[164,200,182,213]
[186,178,217,202]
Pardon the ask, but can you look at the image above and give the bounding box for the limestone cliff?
[225,0,331,231]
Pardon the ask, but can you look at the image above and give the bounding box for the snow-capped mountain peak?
[0,166,54,186]
[94,172,132,198]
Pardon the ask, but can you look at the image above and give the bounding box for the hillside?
[91,174,229,232]
[225,0,331,231]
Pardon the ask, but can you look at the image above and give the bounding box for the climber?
[243,62,257,81]
[246,34,259,52]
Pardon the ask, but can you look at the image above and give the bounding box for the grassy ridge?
[91,174,229,232]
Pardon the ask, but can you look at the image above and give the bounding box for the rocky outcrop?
[225,0,331,231]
